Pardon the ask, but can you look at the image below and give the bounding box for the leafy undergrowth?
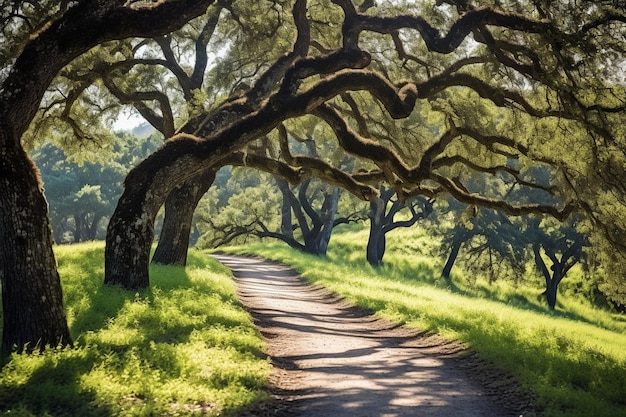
[222,237,626,417]
[0,241,271,417]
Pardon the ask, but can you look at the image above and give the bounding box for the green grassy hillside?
[224,225,626,417]
[0,242,270,417]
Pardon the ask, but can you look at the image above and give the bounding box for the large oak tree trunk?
[0,144,72,354]
[104,184,160,290]
[0,0,215,353]
[104,141,214,289]
[152,169,216,266]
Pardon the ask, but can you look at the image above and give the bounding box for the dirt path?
[213,254,529,417]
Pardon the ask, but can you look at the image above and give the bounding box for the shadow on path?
[213,254,524,417]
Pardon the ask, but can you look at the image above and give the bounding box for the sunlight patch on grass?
[225,240,626,417]
[0,242,270,417]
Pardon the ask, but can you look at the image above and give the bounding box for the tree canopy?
[99,0,626,299]
[0,0,216,353]
[2,0,626,352]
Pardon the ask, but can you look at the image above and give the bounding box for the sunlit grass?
[0,241,270,417]
[223,234,626,417]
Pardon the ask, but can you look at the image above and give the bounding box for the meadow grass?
[0,241,271,417]
[223,227,626,417]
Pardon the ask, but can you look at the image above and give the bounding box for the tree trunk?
[533,244,562,310]
[366,197,386,266]
[73,213,83,243]
[277,179,294,240]
[87,214,103,240]
[0,144,72,354]
[545,274,560,310]
[104,189,159,290]
[366,226,386,266]
[104,142,214,289]
[152,169,216,266]
[442,239,462,280]
[366,226,383,266]
[544,261,564,310]
[315,187,340,256]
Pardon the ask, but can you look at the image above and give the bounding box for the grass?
[0,241,271,417]
[220,225,626,417]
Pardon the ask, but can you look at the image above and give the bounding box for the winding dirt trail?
[213,254,527,417]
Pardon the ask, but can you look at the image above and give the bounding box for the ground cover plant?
[0,242,271,417]
[223,226,626,417]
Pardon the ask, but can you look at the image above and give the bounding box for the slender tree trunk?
[0,144,72,354]
[152,169,216,266]
[366,197,386,266]
[545,264,563,310]
[534,244,561,310]
[366,227,382,266]
[315,187,340,256]
[52,219,65,244]
[442,239,462,280]
[277,179,294,240]
[366,226,386,266]
[73,214,83,243]
[545,277,559,310]
[87,214,103,240]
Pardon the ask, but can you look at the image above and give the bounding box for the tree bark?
[104,179,160,289]
[442,239,462,280]
[0,144,72,354]
[0,0,215,353]
[367,197,386,266]
[87,214,104,240]
[276,178,295,240]
[545,275,560,310]
[105,139,217,289]
[366,228,386,266]
[315,187,341,256]
[533,243,563,310]
[74,214,83,243]
[152,169,216,266]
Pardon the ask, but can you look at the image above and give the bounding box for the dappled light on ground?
[214,254,524,417]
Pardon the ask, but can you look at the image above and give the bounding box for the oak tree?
[0,0,215,353]
[108,0,621,292]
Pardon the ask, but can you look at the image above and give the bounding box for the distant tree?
[270,177,363,255]
[438,196,589,310]
[438,167,557,283]
[439,206,528,285]
[200,171,363,255]
[196,168,281,247]
[367,186,433,266]
[32,135,160,243]
[528,217,588,310]
[36,146,119,243]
